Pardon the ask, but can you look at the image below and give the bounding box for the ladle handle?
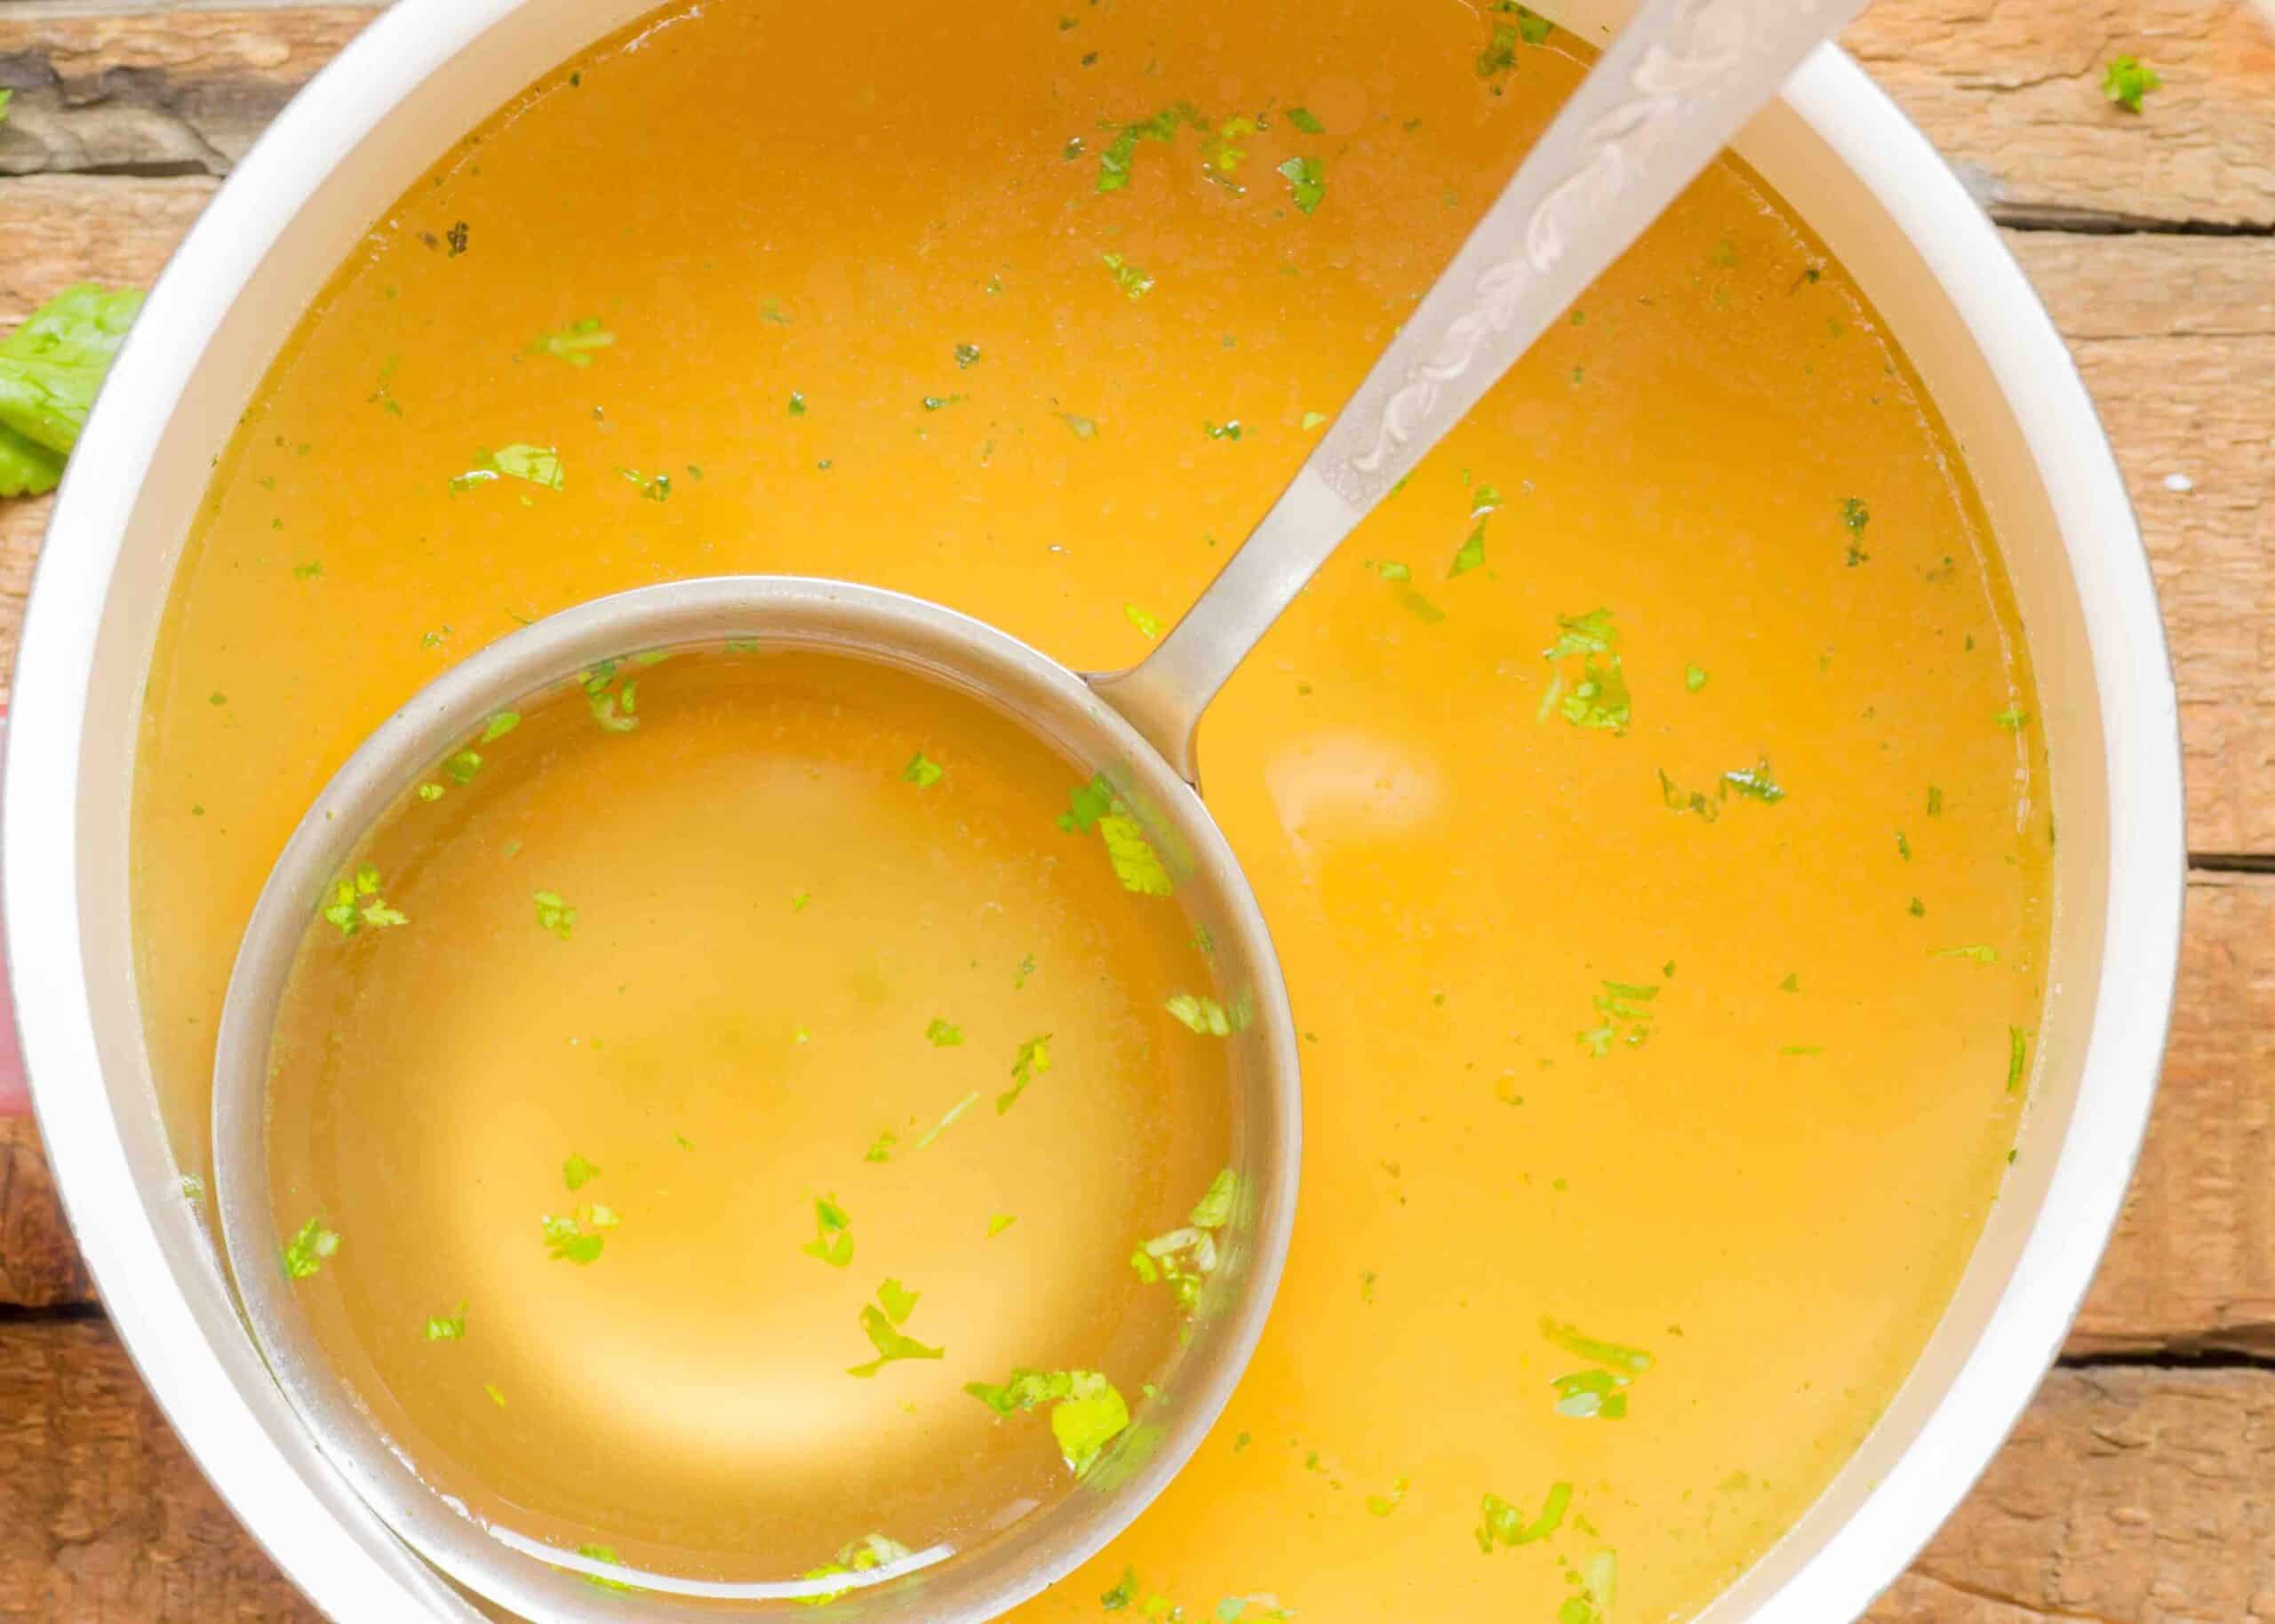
[1090,0,1869,781]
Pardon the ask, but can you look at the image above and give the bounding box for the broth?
[135,1,2052,1616]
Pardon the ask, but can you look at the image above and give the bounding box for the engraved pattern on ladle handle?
[1090,0,1866,784]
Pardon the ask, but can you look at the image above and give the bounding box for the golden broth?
[136,0,2052,1616]
[263,648,1237,1580]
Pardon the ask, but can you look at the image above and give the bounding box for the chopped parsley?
[876,1277,920,1325]
[1366,1477,1409,1517]
[1685,664,1707,692]
[1928,784,1944,816]
[481,711,521,743]
[963,1368,1132,1477]
[617,466,672,501]
[1203,419,1244,442]
[1540,609,1631,733]
[2103,55,2160,113]
[1102,1570,1139,1611]
[1286,107,1324,133]
[913,1090,979,1150]
[445,749,483,785]
[1057,411,1100,440]
[1935,943,1999,963]
[954,342,982,369]
[1097,104,1200,193]
[282,1216,339,1279]
[1476,1481,1572,1552]
[424,1302,467,1341]
[847,1286,942,1377]
[1277,155,1325,215]
[1132,1167,1235,1309]
[1099,813,1172,894]
[925,1017,964,1047]
[1542,1318,1656,1373]
[798,1535,914,1605]
[1540,1318,1652,1421]
[2008,1024,2030,1093]
[532,889,578,940]
[1165,993,1232,1035]
[1448,485,1501,577]
[1840,497,1869,564]
[904,752,946,787]
[987,1213,1018,1238]
[531,317,614,366]
[540,1211,606,1264]
[575,1544,639,1594]
[322,864,407,935]
[997,1033,1053,1114]
[1721,758,1786,802]
[1658,768,1719,823]
[864,1130,898,1163]
[483,442,563,491]
[0,283,145,499]
[1124,602,1163,639]
[1058,776,1117,832]
[563,1153,601,1190]
[579,659,639,732]
[802,1196,855,1268]
[1995,705,2031,732]
[1102,252,1155,299]
[1577,979,1656,1055]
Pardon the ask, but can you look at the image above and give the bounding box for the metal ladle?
[213,2,1867,1619]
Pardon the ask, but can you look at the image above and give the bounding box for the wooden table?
[1,1,2270,1617]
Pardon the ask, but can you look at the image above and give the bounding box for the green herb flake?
[321,864,408,936]
[1102,252,1155,299]
[1165,993,1232,1036]
[1277,155,1325,215]
[1840,496,1870,564]
[1124,601,1163,639]
[0,283,145,499]
[987,1213,1018,1238]
[963,1368,1132,1477]
[798,1535,914,1605]
[563,1153,601,1191]
[2007,1024,2030,1094]
[998,1033,1053,1114]
[1366,1476,1410,1517]
[424,1302,467,1341]
[2103,55,2161,113]
[1301,411,1329,430]
[864,1130,898,1163]
[1286,107,1325,133]
[444,749,483,785]
[1103,1569,1140,1611]
[1099,813,1172,895]
[876,1277,921,1325]
[1995,706,2031,732]
[913,1090,980,1150]
[491,442,564,490]
[576,1543,640,1594]
[532,889,578,940]
[1476,1481,1573,1553]
[1096,104,1199,194]
[926,1016,966,1047]
[531,317,615,367]
[1935,943,2000,963]
[954,342,982,369]
[481,711,521,743]
[802,1196,855,1269]
[282,1216,340,1279]
[1447,521,1487,578]
[485,1382,507,1407]
[1722,758,1786,803]
[1057,412,1100,440]
[1189,1167,1237,1228]
[904,752,946,788]
[540,1212,604,1264]
[1203,418,1244,442]
[1685,664,1707,692]
[1540,609,1631,734]
[1577,979,1656,1056]
[416,783,445,802]
[1928,784,1944,816]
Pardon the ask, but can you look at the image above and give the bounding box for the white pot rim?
[4,9,2184,1624]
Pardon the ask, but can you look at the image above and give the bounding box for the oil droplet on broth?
[264,649,1237,1579]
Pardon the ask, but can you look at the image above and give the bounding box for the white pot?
[2,4,2184,1621]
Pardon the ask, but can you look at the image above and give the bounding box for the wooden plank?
[1866,1364,2275,1623]
[2007,233,2275,859]
[3,1314,2265,1623]
[0,1120,93,1309]
[0,6,376,178]
[2071,870,2275,1357]
[1847,0,2275,230]
[0,1317,320,1621]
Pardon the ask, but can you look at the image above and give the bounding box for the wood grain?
[1848,0,2275,230]
[1864,1364,2275,1624]
[0,1318,318,1622]
[0,1121,93,1310]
